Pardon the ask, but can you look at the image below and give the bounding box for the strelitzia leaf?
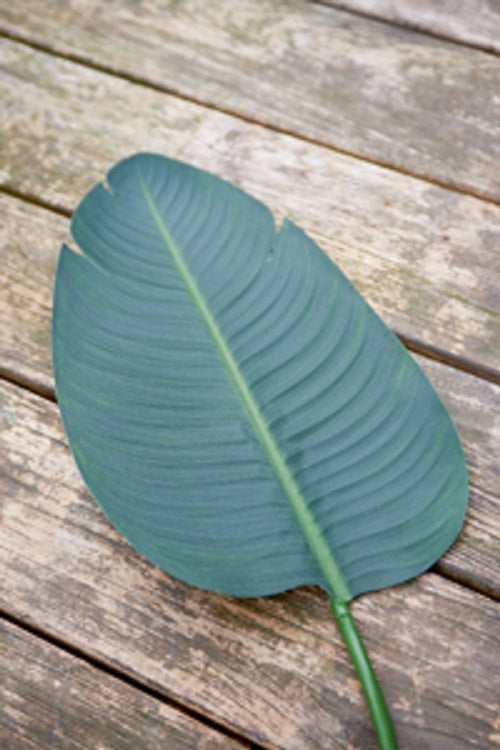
[52,153,468,749]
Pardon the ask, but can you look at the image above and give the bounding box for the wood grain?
[318,0,500,53]
[0,1,499,200]
[1,42,499,377]
[420,361,499,597]
[1,380,499,749]
[0,197,67,397]
[0,619,246,750]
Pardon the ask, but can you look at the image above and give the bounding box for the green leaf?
[52,153,467,603]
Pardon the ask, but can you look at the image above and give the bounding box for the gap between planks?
[396,336,500,387]
[312,0,500,56]
[0,184,71,219]
[0,610,259,750]
[1,28,498,209]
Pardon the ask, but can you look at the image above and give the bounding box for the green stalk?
[330,598,398,750]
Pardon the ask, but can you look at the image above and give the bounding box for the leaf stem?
[330,598,398,750]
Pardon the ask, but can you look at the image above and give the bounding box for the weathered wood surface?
[0,381,499,749]
[1,42,499,378]
[0,619,246,750]
[1,2,499,200]
[2,3,499,747]
[0,198,67,397]
[1,194,499,596]
[319,0,500,53]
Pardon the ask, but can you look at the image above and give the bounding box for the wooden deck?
[1,2,499,748]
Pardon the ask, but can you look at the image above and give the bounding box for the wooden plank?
[317,0,500,54]
[0,198,67,398]
[1,44,499,378]
[0,2,499,200]
[0,619,245,750]
[0,380,499,748]
[421,361,500,597]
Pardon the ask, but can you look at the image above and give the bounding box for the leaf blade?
[52,153,468,600]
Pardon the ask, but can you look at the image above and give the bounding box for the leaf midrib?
[137,166,352,602]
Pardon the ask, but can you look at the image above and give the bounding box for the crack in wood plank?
[1,615,252,749]
[314,0,500,55]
